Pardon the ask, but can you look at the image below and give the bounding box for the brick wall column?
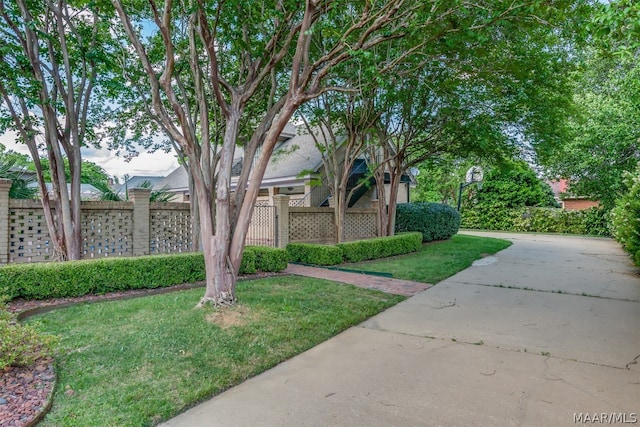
[129,188,151,256]
[272,194,290,248]
[0,180,11,264]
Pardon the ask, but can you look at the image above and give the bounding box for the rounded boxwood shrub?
[395,203,461,242]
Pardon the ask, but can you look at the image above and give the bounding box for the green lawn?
[32,276,404,426]
[30,233,510,426]
[347,234,512,283]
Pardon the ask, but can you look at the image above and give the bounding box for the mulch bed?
[1,273,285,427]
[0,359,55,427]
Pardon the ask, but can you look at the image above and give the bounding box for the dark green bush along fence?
[461,206,611,237]
[395,203,461,242]
[0,247,288,301]
[287,232,423,266]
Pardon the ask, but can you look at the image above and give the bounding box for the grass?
[30,276,404,427]
[347,234,512,283]
[28,233,510,426]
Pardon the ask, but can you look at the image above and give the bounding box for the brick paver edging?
[284,264,431,297]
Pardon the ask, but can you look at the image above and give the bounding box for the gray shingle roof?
[160,126,326,189]
[263,130,323,180]
[114,176,165,194]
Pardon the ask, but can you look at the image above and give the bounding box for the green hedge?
[247,246,289,272]
[395,203,461,242]
[286,243,344,266]
[611,166,640,266]
[337,232,422,263]
[287,232,423,266]
[461,206,611,236]
[0,247,287,301]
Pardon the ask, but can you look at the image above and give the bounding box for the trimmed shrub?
[337,232,422,263]
[246,246,288,272]
[462,206,611,237]
[239,250,257,275]
[0,297,57,369]
[0,247,288,301]
[611,165,640,267]
[286,243,344,266]
[395,203,461,242]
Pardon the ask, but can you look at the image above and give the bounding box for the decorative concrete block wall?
[0,183,193,264]
[0,184,380,264]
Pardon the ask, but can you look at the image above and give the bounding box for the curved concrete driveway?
[162,232,640,427]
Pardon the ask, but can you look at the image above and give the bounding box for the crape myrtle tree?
[298,88,379,244]
[111,0,424,307]
[297,0,586,237]
[0,0,113,260]
[371,2,585,236]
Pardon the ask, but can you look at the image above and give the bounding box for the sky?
[0,130,179,180]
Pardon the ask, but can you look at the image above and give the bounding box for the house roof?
[157,166,189,191]
[28,182,102,200]
[263,129,323,180]
[160,126,325,191]
[114,176,165,194]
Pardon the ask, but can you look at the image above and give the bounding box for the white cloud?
[1,131,179,178]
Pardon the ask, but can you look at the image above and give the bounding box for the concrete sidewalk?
[161,232,640,427]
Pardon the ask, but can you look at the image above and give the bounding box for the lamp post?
[457,166,483,212]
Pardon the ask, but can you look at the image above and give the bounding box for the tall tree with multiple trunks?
[111,0,426,306]
[113,1,575,306]
[299,89,379,244]
[296,0,582,239]
[0,0,111,260]
[373,0,583,235]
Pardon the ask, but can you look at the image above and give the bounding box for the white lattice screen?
[289,210,335,243]
[345,212,377,240]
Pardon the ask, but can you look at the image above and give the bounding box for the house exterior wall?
[383,182,410,204]
[562,199,600,211]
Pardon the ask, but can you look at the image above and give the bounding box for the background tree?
[299,89,379,243]
[466,160,558,210]
[0,157,37,199]
[413,157,476,206]
[370,0,581,235]
[0,0,112,260]
[540,1,640,209]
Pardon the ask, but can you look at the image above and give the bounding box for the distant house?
[547,179,600,210]
[155,124,416,208]
[114,176,166,199]
[26,182,102,200]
